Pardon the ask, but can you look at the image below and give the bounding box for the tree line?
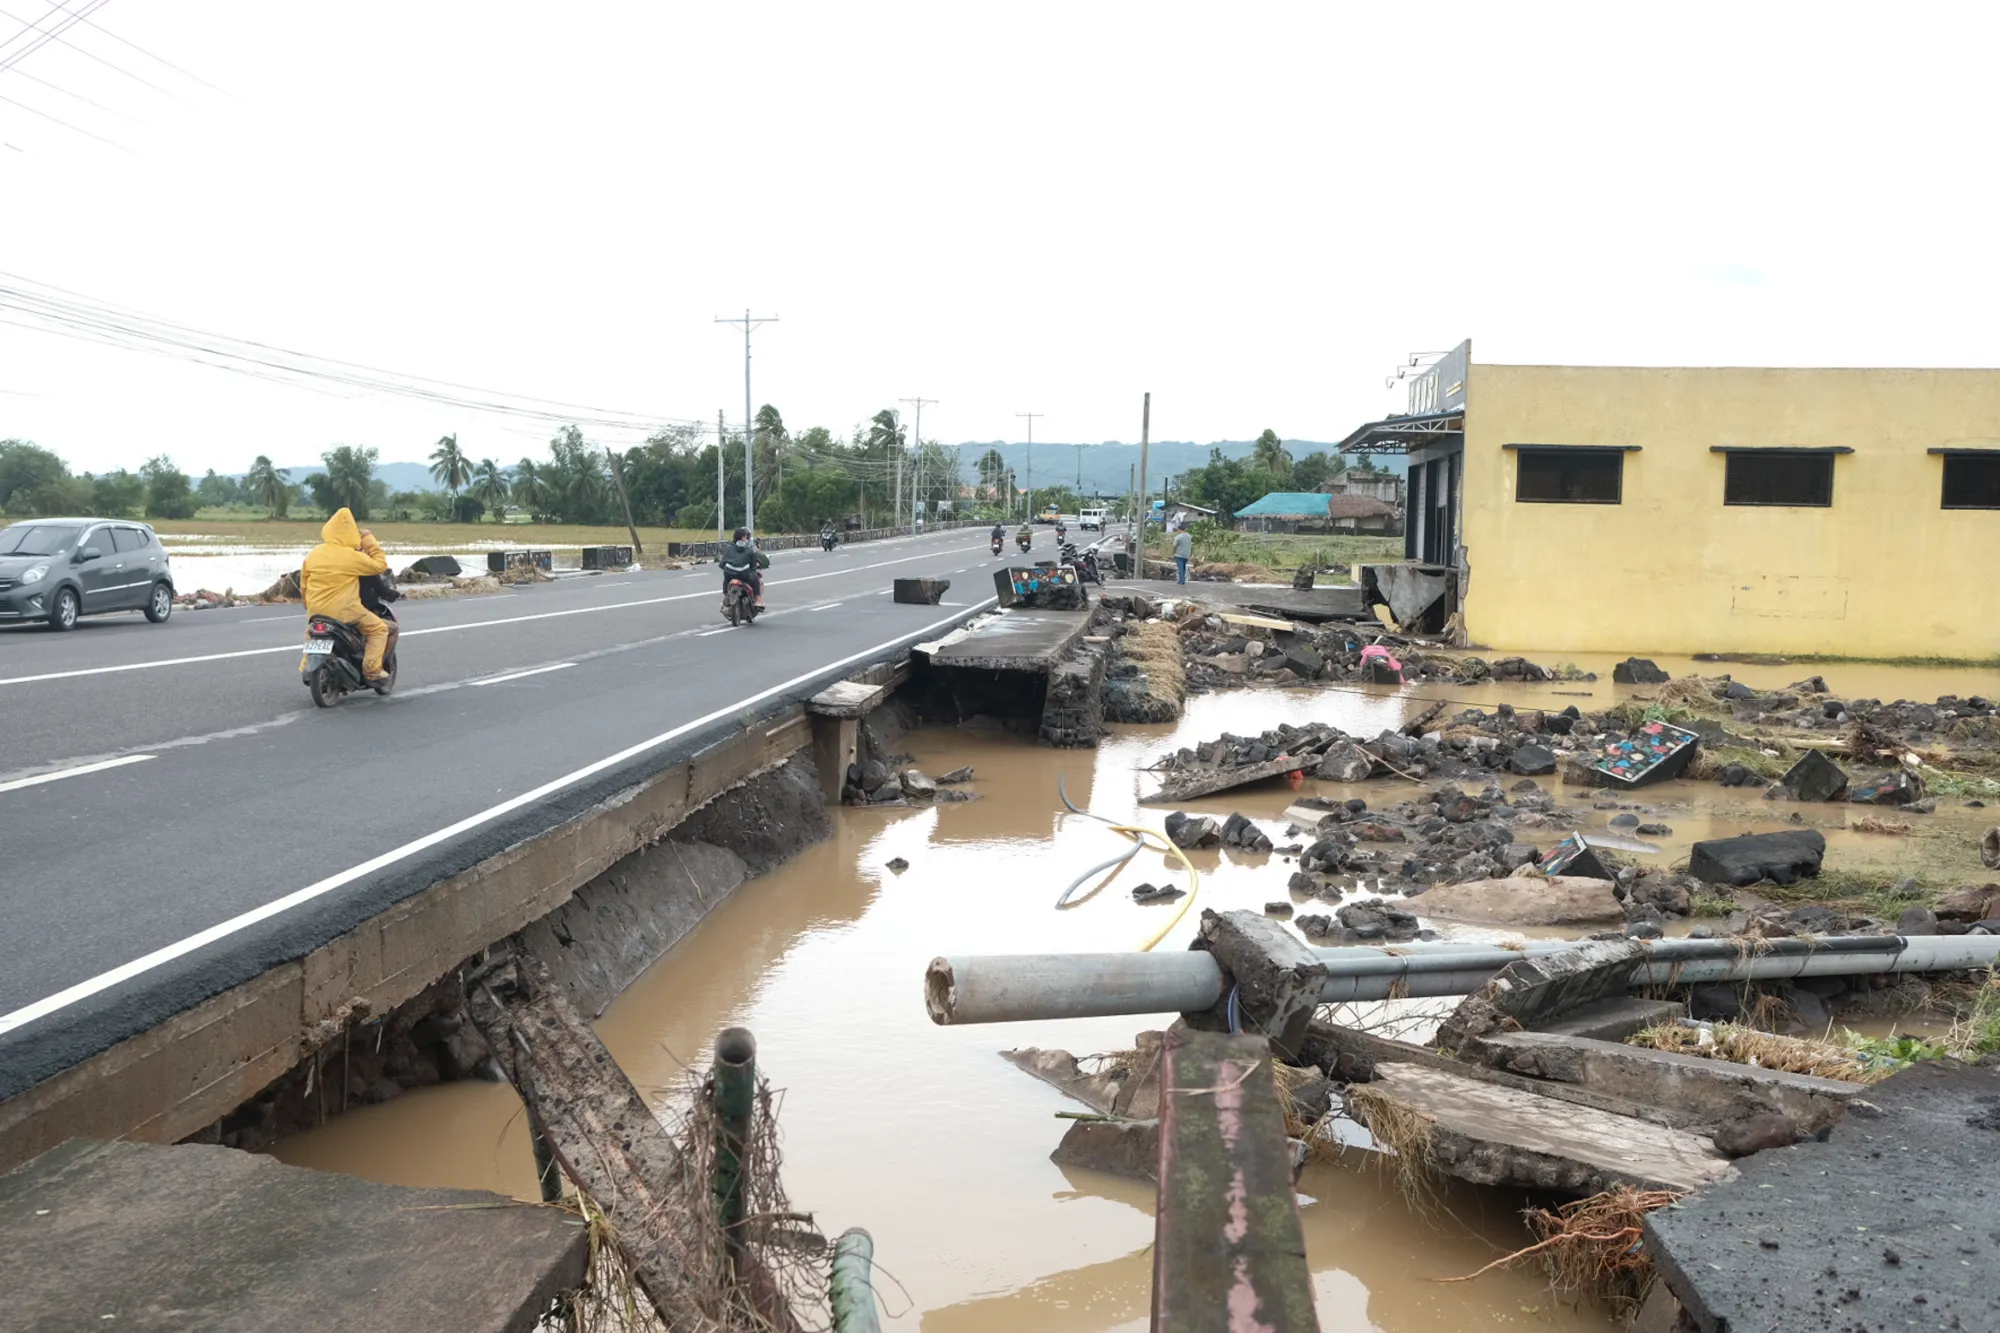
[1,404,973,532]
[1171,428,1365,517]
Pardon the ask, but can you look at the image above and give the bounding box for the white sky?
[3,2,1996,477]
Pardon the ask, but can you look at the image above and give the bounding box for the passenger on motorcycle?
[719,527,770,608]
[300,507,391,682]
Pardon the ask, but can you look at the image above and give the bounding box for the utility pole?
[716,410,727,540]
[1017,412,1042,518]
[1136,392,1152,550]
[901,397,936,529]
[715,310,776,532]
[1076,443,1083,495]
[604,446,643,556]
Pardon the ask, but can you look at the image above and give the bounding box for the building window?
[1942,454,2000,509]
[1514,448,1623,504]
[1723,452,1834,507]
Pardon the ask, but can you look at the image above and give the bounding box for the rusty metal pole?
[710,1027,758,1281]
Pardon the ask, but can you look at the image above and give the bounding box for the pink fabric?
[1359,644,1403,672]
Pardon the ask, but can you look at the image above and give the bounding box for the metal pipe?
[925,935,2000,1025]
[710,1026,757,1279]
[829,1227,881,1333]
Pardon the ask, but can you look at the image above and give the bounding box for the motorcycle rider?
[1055,518,1067,544]
[820,519,837,550]
[990,520,1005,550]
[300,507,391,682]
[1016,520,1032,550]
[719,527,770,609]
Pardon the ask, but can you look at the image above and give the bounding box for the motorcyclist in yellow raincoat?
[301,507,391,681]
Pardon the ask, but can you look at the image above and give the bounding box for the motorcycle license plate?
[303,639,334,656]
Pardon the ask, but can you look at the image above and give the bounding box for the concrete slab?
[1645,1060,2000,1333]
[1473,1031,1861,1134]
[1350,1061,1738,1194]
[806,679,890,718]
[924,609,1092,671]
[1102,578,1368,621]
[0,1139,585,1333]
[1530,995,1685,1042]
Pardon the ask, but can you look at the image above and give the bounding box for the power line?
[0,271,702,433]
[6,58,132,119]
[0,2,188,104]
[40,0,227,94]
[0,84,130,150]
[0,0,109,76]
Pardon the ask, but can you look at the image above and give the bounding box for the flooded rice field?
[273,656,2000,1330]
[158,535,602,593]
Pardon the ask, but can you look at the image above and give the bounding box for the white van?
[1078,507,1108,531]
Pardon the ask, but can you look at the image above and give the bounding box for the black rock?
[1689,982,1743,1021]
[1625,919,1665,940]
[1508,743,1557,777]
[1295,913,1335,940]
[1636,822,1673,836]
[886,857,910,873]
[1688,829,1827,887]
[1164,811,1223,849]
[1612,657,1670,684]
[1719,763,1763,788]
[1131,883,1186,905]
[1263,901,1294,919]
[1283,644,1326,679]
[936,767,975,785]
[1610,812,1640,829]
[1345,798,1368,813]
[860,760,894,792]
[1895,905,1939,936]
[1221,812,1274,852]
[1723,680,1756,700]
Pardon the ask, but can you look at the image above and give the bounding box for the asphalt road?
[0,525,1020,1097]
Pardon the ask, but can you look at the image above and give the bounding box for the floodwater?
[274,658,2000,1330]
[158,536,601,594]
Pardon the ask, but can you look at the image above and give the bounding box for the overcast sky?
[2,2,1995,477]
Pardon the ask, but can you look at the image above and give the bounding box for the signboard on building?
[1408,339,1470,416]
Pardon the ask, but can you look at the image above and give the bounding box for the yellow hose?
[1103,822,1201,952]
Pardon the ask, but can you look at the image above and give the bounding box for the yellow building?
[1337,342,2000,661]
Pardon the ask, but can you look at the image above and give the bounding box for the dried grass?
[1851,816,1913,836]
[1628,1021,1888,1083]
[1118,621,1187,709]
[1436,1186,1685,1316]
[1346,1082,1442,1211]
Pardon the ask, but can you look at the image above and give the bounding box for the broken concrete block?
[1849,768,1925,805]
[935,766,975,785]
[1509,742,1557,776]
[898,769,938,798]
[1437,939,1649,1051]
[1263,901,1293,919]
[1780,749,1849,801]
[1282,643,1325,679]
[1313,741,1374,782]
[1412,875,1626,928]
[1687,829,1826,887]
[1164,811,1222,849]
[893,576,950,605]
[1613,657,1671,684]
[1187,909,1330,1059]
[1280,801,1339,831]
[1220,812,1274,852]
[1050,1116,1159,1181]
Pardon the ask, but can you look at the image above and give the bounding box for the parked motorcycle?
[302,574,400,708]
[1059,541,1103,585]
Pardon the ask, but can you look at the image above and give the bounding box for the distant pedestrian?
[1173,525,1191,584]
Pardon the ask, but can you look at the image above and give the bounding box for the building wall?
[1460,364,2000,659]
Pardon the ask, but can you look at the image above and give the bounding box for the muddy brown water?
[275,659,2000,1330]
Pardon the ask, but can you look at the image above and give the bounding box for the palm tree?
[429,434,471,514]
[472,458,509,522]
[511,458,551,520]
[245,455,291,519]
[1251,428,1292,477]
[321,445,377,515]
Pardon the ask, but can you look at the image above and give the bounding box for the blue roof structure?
[1234,491,1331,519]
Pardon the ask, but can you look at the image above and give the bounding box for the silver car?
[0,518,176,630]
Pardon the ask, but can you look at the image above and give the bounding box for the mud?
[269,658,2000,1330]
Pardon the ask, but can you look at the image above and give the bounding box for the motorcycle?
[990,534,1004,557]
[721,566,762,627]
[819,529,837,552]
[1059,541,1103,585]
[302,573,400,708]
[1015,530,1032,554]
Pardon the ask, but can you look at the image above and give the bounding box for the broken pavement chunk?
[1411,874,1625,927]
[1687,829,1826,887]
[1163,811,1222,849]
[1780,749,1849,802]
[1508,742,1557,776]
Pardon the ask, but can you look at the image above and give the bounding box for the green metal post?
[830,1228,881,1333]
[710,1026,758,1280]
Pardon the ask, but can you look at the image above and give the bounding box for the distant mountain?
[267,460,440,493]
[937,439,1404,498]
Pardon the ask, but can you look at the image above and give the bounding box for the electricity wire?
[1054,773,1201,952]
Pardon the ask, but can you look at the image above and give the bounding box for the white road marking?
[695,627,734,637]
[596,580,631,587]
[808,601,843,611]
[0,540,993,689]
[0,754,154,795]
[0,597,1000,1039]
[470,662,575,686]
